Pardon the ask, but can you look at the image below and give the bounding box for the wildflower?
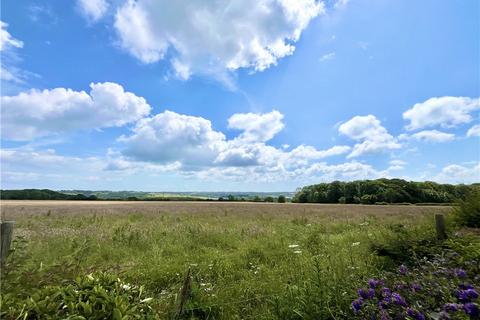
[381,287,392,297]
[379,296,391,308]
[407,308,425,320]
[466,288,479,300]
[293,250,302,254]
[438,311,451,320]
[140,298,153,303]
[392,292,407,307]
[458,290,470,303]
[444,303,460,312]
[288,244,299,248]
[358,288,375,299]
[411,283,422,292]
[454,268,467,278]
[380,310,390,320]
[369,279,383,288]
[351,298,363,312]
[399,264,408,275]
[352,242,360,246]
[459,284,475,290]
[463,303,479,318]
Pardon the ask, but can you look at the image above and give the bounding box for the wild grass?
[1,202,450,319]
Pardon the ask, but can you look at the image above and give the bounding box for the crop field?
[3,200,465,319]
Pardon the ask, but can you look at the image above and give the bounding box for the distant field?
[1,200,450,219]
[1,200,453,319]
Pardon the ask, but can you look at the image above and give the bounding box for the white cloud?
[228,110,284,142]
[338,115,401,158]
[77,0,109,22]
[113,0,324,82]
[1,82,151,141]
[434,162,480,184]
[467,124,480,137]
[119,109,350,176]
[0,21,23,51]
[403,96,480,131]
[399,130,455,143]
[119,110,226,165]
[319,52,335,62]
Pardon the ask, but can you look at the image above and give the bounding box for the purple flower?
[380,310,390,320]
[466,289,479,300]
[380,296,391,308]
[358,288,375,299]
[458,290,470,302]
[454,268,467,278]
[411,283,422,292]
[351,298,363,313]
[438,311,451,320]
[381,287,392,297]
[399,265,408,275]
[369,279,383,288]
[444,303,460,312]
[463,302,479,318]
[392,292,407,307]
[407,308,425,320]
[460,284,475,290]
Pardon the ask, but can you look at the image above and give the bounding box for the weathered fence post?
[1,221,15,265]
[435,214,447,240]
[174,268,192,320]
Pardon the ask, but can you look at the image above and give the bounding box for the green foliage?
[293,179,477,204]
[277,195,286,203]
[0,189,97,200]
[1,272,155,319]
[453,188,480,228]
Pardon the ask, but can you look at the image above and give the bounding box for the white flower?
[293,250,302,254]
[351,242,360,246]
[140,298,153,303]
[122,284,131,290]
[288,244,299,248]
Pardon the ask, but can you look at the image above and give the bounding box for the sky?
[0,0,479,192]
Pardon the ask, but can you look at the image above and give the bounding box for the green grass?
[3,206,444,319]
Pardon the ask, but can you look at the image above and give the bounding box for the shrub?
[453,188,480,228]
[1,272,156,319]
[278,195,286,203]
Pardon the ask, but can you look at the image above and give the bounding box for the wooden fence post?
[174,268,192,320]
[435,214,447,240]
[1,221,15,265]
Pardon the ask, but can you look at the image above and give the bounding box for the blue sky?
[1,0,479,191]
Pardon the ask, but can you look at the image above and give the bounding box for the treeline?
[292,179,479,204]
[218,195,287,203]
[0,189,98,200]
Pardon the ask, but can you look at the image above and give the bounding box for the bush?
[278,195,286,203]
[1,272,156,319]
[453,188,480,228]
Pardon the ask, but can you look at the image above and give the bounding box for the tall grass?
[2,206,441,319]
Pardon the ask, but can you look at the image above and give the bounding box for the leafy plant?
[1,272,156,319]
[453,188,480,228]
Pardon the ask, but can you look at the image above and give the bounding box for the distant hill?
[0,189,294,202]
[0,189,97,200]
[292,179,479,204]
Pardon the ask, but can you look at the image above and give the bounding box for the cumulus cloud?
[399,130,455,143]
[77,0,109,22]
[119,109,350,176]
[1,21,29,85]
[434,162,480,184]
[338,115,401,158]
[1,82,151,141]
[113,0,324,82]
[467,124,480,137]
[119,110,226,165]
[228,110,284,142]
[403,96,480,131]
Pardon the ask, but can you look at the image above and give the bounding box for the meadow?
[1,201,477,319]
